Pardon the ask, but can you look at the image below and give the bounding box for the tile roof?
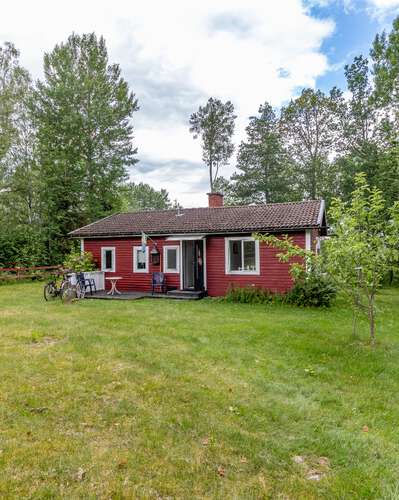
[69,200,325,238]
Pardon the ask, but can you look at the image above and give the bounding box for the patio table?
[106,276,122,295]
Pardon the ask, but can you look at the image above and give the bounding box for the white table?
[106,276,122,295]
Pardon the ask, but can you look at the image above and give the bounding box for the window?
[133,246,149,273]
[163,245,180,273]
[225,238,260,274]
[101,247,115,272]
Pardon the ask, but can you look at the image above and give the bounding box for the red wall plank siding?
[83,231,308,296]
[83,237,180,292]
[205,232,306,296]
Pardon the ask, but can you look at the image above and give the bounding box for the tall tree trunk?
[352,308,357,339]
[311,158,317,199]
[368,297,375,346]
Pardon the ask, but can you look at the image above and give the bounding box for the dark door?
[182,240,204,291]
[194,240,204,291]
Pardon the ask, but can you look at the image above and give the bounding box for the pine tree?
[231,102,295,204]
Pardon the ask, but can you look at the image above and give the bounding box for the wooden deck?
[85,290,206,301]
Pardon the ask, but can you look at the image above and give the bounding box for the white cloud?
[0,0,336,206]
[365,0,399,20]
[369,0,399,7]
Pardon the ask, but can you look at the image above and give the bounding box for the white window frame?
[163,245,180,273]
[133,246,149,273]
[101,247,115,272]
[225,237,260,275]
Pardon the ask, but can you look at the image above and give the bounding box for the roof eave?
[70,225,322,239]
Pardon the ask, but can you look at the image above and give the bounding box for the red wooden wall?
[83,231,308,296]
[205,232,305,296]
[83,237,180,292]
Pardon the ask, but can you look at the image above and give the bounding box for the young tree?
[232,102,295,204]
[280,88,344,202]
[119,182,171,211]
[324,173,399,344]
[34,33,139,261]
[189,97,236,192]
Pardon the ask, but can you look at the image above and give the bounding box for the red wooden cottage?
[69,193,327,297]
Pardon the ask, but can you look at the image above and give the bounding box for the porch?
[85,289,206,301]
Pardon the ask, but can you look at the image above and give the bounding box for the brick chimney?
[207,192,224,208]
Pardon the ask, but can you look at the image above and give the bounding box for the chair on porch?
[152,272,167,295]
[76,272,96,295]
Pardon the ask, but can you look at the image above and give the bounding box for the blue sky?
[1,0,398,206]
[309,1,398,93]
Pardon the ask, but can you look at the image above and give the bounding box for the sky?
[1,1,398,207]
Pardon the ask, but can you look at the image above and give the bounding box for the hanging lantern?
[150,246,160,265]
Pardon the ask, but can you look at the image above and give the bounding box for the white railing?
[68,271,105,291]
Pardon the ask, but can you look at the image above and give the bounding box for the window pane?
[105,250,113,270]
[137,249,146,269]
[167,248,177,270]
[229,240,242,271]
[243,241,256,270]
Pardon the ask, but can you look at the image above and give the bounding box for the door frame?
[179,238,207,291]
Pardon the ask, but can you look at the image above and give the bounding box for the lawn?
[0,283,399,499]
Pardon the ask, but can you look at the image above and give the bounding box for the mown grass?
[0,283,399,499]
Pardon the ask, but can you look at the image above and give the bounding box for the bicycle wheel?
[76,283,86,300]
[61,285,76,303]
[44,282,58,301]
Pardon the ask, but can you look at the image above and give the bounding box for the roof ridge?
[118,199,321,216]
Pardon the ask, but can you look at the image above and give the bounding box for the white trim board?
[101,247,116,272]
[133,246,149,273]
[163,245,180,273]
[166,234,206,241]
[305,229,312,251]
[225,236,260,275]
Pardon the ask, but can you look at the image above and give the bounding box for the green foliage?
[189,97,236,192]
[254,233,336,307]
[230,102,296,204]
[280,87,344,202]
[33,33,139,261]
[0,224,47,267]
[224,285,277,304]
[324,173,399,342]
[285,272,337,308]
[63,250,96,272]
[119,182,171,211]
[0,42,31,171]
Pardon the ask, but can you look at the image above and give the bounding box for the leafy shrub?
[285,272,336,307]
[63,250,97,272]
[224,285,277,304]
[223,274,336,308]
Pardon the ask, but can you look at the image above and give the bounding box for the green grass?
[1,283,399,499]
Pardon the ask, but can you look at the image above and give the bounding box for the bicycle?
[43,271,85,303]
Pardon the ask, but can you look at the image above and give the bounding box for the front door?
[182,240,204,291]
